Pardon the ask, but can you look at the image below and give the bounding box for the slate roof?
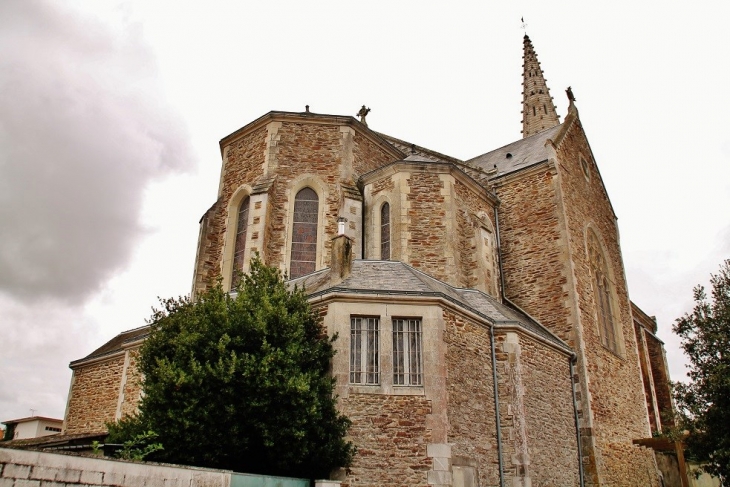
[74,260,571,367]
[376,132,463,164]
[70,325,150,366]
[291,260,571,352]
[467,124,563,178]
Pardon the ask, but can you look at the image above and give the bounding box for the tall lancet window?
[380,203,390,260]
[232,196,250,287]
[588,231,619,353]
[290,187,319,278]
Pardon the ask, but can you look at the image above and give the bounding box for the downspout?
[494,205,507,301]
[358,180,366,259]
[570,354,586,487]
[490,322,506,487]
[492,204,506,487]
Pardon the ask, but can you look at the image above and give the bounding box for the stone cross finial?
[357,105,371,126]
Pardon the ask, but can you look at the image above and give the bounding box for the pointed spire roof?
[521,35,560,138]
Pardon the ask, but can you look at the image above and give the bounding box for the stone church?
[62,35,675,486]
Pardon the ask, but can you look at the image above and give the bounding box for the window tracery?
[588,230,619,353]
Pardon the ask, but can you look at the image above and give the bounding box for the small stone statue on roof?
[566,86,576,103]
[357,105,371,126]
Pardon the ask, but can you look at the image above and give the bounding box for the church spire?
[521,34,560,138]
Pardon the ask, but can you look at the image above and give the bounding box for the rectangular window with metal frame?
[350,316,379,384]
[392,318,423,385]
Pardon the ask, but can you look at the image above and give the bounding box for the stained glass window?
[232,196,250,287]
[290,187,319,278]
[381,203,390,260]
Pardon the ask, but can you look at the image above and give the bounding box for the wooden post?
[675,440,689,487]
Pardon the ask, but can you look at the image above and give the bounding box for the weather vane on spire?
[521,17,528,34]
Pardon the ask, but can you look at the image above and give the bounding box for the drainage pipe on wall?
[490,322,506,487]
[492,205,507,487]
[570,354,586,487]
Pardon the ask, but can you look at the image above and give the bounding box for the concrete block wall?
[0,448,333,487]
[0,447,231,487]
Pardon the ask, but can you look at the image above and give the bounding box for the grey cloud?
[0,0,194,303]
[0,294,96,419]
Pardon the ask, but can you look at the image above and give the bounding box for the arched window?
[380,203,390,260]
[290,187,319,278]
[232,196,250,287]
[588,231,619,353]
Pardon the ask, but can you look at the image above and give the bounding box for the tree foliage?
[108,257,353,479]
[672,259,730,481]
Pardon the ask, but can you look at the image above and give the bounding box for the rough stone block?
[103,472,125,485]
[163,478,182,487]
[80,470,103,484]
[15,480,41,487]
[432,456,451,471]
[427,443,451,459]
[39,481,66,487]
[427,470,452,485]
[56,469,81,483]
[4,464,31,479]
[0,478,13,487]
[30,466,59,481]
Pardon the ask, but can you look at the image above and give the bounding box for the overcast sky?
[1,0,728,422]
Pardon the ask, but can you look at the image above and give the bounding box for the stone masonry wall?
[494,167,573,342]
[340,394,433,487]
[453,179,499,295]
[443,310,500,487]
[119,350,142,420]
[510,333,580,486]
[65,348,143,435]
[553,119,659,486]
[406,172,449,283]
[65,357,124,434]
[352,132,398,177]
[267,122,347,272]
[193,125,268,293]
[493,332,580,487]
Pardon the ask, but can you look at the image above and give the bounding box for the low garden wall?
[0,447,335,487]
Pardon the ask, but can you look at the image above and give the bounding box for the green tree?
[108,257,353,479]
[673,259,730,482]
